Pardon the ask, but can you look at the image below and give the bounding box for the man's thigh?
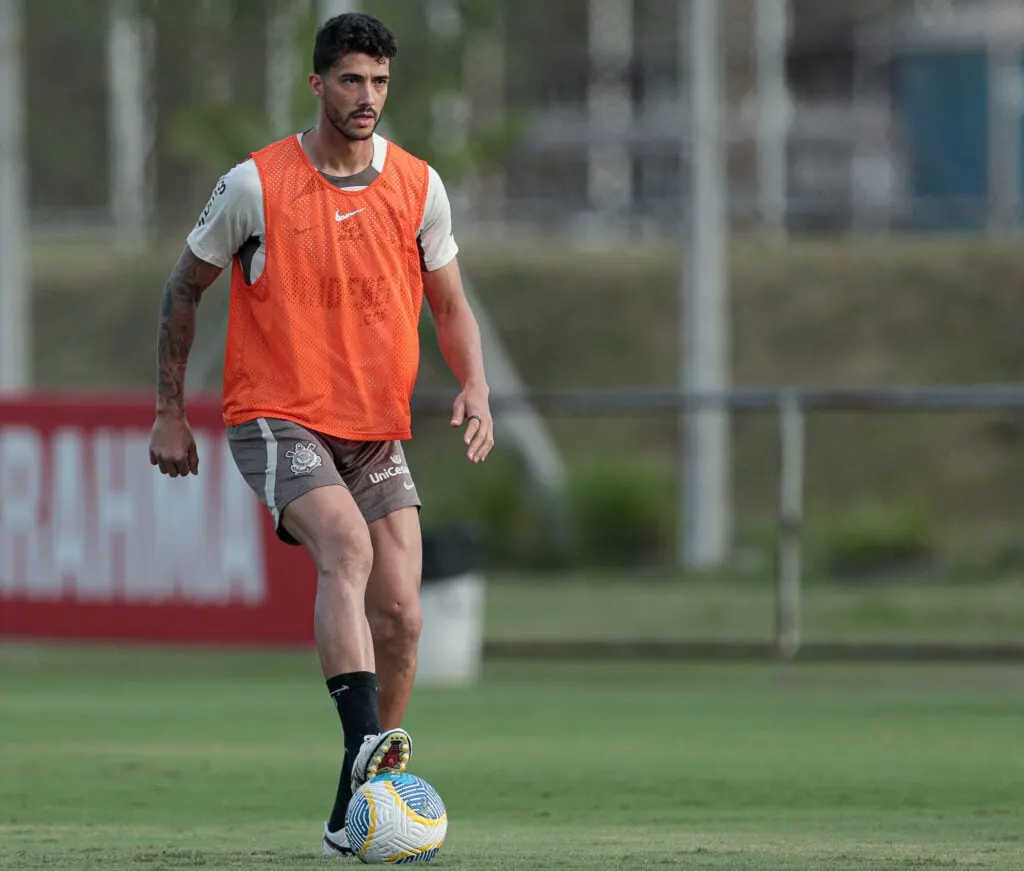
[326,438,422,526]
[227,417,345,545]
[366,506,423,598]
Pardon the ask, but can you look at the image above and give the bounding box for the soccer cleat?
[322,821,355,858]
[350,728,413,793]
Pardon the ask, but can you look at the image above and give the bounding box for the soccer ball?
[345,772,448,864]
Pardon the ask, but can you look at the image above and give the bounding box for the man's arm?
[156,159,262,416]
[156,246,223,416]
[417,164,493,462]
[423,258,494,463]
[423,258,487,392]
[150,161,259,477]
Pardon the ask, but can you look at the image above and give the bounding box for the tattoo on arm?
[156,248,222,413]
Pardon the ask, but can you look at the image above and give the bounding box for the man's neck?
[303,123,375,178]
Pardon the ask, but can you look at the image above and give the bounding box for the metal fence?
[411,383,1024,662]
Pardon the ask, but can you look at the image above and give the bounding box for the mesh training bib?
[221,135,430,440]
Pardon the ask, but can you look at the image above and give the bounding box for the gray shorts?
[227,417,421,546]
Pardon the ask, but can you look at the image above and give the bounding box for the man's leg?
[334,439,424,730]
[279,485,382,838]
[227,420,377,684]
[226,421,410,849]
[280,485,376,687]
[365,507,423,729]
[318,504,421,844]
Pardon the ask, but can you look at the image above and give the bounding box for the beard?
[324,100,379,141]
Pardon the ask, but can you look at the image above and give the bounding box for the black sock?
[327,750,354,834]
[326,672,381,832]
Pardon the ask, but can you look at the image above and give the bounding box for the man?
[147,12,493,857]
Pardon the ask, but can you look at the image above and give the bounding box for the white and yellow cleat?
[350,728,413,794]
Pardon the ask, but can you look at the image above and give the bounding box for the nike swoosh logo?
[336,208,364,222]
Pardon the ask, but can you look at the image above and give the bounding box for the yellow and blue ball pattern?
[345,772,448,865]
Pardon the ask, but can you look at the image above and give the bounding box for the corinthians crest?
[287,442,323,476]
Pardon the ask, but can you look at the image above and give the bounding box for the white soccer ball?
[345,772,448,864]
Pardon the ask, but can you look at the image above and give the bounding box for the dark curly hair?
[313,12,398,74]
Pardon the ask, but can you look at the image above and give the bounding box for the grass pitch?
[2,646,1023,870]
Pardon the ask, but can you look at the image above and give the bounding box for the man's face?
[311,53,390,141]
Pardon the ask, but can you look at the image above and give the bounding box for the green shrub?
[567,459,675,568]
[421,448,566,570]
[425,451,679,570]
[815,500,938,580]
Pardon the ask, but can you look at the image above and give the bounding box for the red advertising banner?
[0,393,316,646]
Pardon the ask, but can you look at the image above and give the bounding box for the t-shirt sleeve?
[185,159,264,268]
[418,165,459,272]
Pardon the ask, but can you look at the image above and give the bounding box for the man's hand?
[149,411,200,477]
[451,382,494,464]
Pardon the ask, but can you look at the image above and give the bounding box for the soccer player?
[147,12,493,856]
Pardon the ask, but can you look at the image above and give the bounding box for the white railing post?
[680,0,732,571]
[775,392,805,660]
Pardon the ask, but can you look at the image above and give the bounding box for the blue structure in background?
[883,5,1024,232]
[896,52,992,230]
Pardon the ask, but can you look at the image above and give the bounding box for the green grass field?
[2,646,1023,870]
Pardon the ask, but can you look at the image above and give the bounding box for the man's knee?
[369,596,423,648]
[280,487,374,584]
[313,525,374,584]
